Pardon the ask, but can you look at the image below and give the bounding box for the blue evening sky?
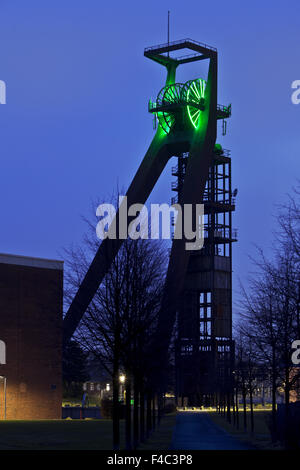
[0,0,299,312]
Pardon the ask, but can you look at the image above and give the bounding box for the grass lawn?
[138,413,176,450]
[0,419,125,450]
[209,410,282,450]
[0,413,176,450]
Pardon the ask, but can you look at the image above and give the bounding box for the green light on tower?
[156,83,184,135]
[186,78,206,129]
[150,78,207,134]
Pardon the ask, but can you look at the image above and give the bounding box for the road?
[170,412,251,450]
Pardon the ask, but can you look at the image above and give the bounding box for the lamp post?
[119,374,126,402]
[0,376,6,419]
[119,374,125,384]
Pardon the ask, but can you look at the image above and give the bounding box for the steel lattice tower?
[172,146,237,406]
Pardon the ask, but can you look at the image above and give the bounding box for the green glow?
[186,79,206,129]
[152,78,207,134]
[214,143,223,154]
[157,111,173,135]
[157,83,184,134]
[164,84,181,104]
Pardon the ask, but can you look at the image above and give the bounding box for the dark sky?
[0,0,299,313]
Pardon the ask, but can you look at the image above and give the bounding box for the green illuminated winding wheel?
[183,78,206,129]
[156,83,184,134]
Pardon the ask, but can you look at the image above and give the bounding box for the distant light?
[0,340,6,364]
[106,383,110,391]
[119,374,126,384]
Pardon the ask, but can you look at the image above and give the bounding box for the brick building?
[0,253,63,419]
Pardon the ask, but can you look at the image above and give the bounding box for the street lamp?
[119,374,126,402]
[0,376,6,419]
[119,374,125,384]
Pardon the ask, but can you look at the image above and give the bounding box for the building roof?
[0,253,64,270]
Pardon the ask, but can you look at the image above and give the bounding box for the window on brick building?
[0,340,6,364]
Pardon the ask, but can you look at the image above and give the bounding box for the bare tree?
[63,199,168,449]
[237,185,300,442]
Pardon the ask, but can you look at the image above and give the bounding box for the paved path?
[170,412,251,450]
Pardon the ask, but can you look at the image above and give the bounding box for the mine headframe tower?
[63,39,235,408]
[172,146,237,407]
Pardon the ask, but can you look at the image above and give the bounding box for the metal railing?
[219,148,231,157]
[149,99,231,122]
[144,38,217,54]
[203,227,238,239]
[217,103,232,117]
[176,52,203,62]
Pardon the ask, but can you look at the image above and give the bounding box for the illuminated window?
[199,345,211,352]
[181,344,193,355]
[0,340,6,365]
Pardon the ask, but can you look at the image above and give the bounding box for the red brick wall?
[0,260,62,419]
